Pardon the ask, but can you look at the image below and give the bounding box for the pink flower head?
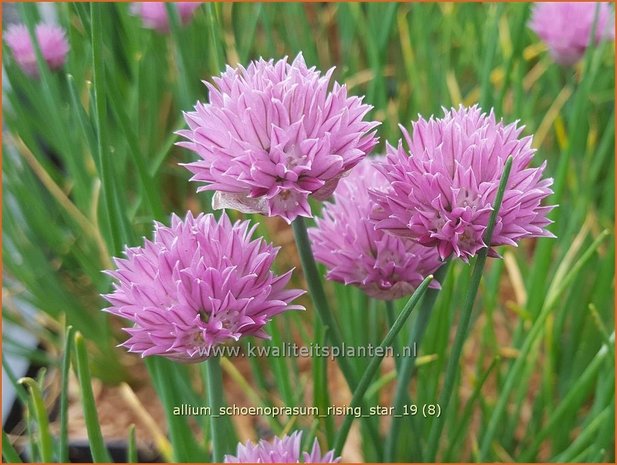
[225,431,340,463]
[178,54,379,224]
[372,105,556,262]
[529,2,615,66]
[103,211,304,362]
[131,3,201,33]
[309,157,443,300]
[4,23,69,77]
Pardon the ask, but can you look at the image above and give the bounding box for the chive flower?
[4,23,69,77]
[225,431,340,463]
[529,2,615,66]
[103,212,304,362]
[372,105,556,262]
[309,157,443,300]
[131,2,201,33]
[178,53,379,223]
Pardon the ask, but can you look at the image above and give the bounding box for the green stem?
[384,300,401,372]
[385,299,397,331]
[18,378,52,463]
[384,261,450,461]
[91,3,132,254]
[127,425,138,463]
[426,156,513,460]
[165,3,193,110]
[104,77,164,221]
[479,4,503,109]
[58,326,74,463]
[74,332,112,462]
[206,356,225,462]
[525,6,608,320]
[478,229,610,460]
[291,217,382,455]
[333,275,434,456]
[554,405,612,462]
[495,4,530,116]
[312,322,335,441]
[520,333,613,461]
[291,218,350,379]
[206,3,225,71]
[146,359,202,462]
[444,356,500,460]
[2,431,22,463]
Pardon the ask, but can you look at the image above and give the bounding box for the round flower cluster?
[529,2,615,66]
[225,431,340,463]
[103,212,304,362]
[5,23,69,77]
[371,105,555,262]
[178,53,379,224]
[309,157,443,300]
[131,2,201,33]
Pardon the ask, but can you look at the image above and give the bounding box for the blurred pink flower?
[309,157,442,300]
[529,2,615,65]
[4,23,69,77]
[103,211,304,362]
[225,431,340,463]
[372,105,556,262]
[131,2,201,33]
[178,53,379,224]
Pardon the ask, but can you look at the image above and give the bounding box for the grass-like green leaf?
[74,332,112,462]
[17,378,53,462]
[333,274,434,455]
[2,430,23,463]
[58,326,74,462]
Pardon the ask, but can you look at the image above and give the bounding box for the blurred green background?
[2,2,614,463]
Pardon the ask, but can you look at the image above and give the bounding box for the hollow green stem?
[91,3,132,254]
[18,378,52,463]
[291,218,351,380]
[74,332,112,462]
[165,3,193,110]
[206,3,225,71]
[426,156,513,460]
[333,274,434,456]
[206,356,225,462]
[127,425,138,463]
[291,216,382,455]
[385,300,401,372]
[520,333,613,461]
[479,4,503,108]
[478,229,610,460]
[384,261,450,461]
[58,326,74,463]
[444,356,500,460]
